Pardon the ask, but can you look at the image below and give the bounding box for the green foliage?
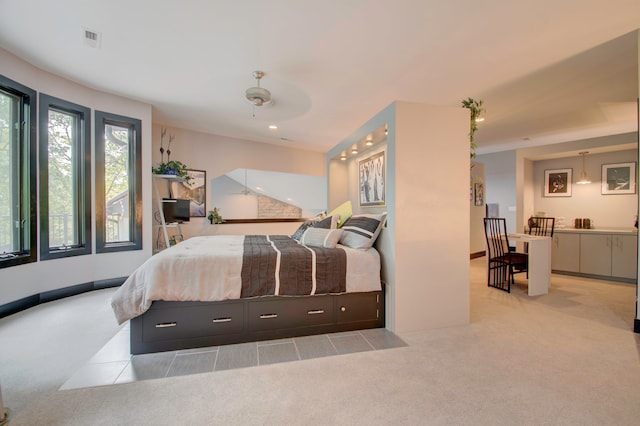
[461,98,485,160]
[152,160,191,182]
[207,207,224,224]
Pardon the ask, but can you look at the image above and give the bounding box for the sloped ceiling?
[0,1,638,154]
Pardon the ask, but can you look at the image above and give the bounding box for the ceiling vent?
[82,27,102,48]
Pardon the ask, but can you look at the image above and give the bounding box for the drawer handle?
[155,322,177,328]
[259,313,278,319]
[340,306,346,312]
[307,309,325,315]
[212,317,232,323]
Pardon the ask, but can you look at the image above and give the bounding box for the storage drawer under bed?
[335,292,381,324]
[142,301,244,342]
[247,295,334,331]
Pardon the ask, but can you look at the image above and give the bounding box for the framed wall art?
[601,162,636,195]
[171,169,207,216]
[359,151,385,207]
[544,168,572,197]
[474,183,484,206]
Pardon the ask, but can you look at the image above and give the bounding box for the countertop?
[554,227,637,235]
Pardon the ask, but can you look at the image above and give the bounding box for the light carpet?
[1,258,639,425]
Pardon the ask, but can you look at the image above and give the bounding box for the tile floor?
[60,324,407,390]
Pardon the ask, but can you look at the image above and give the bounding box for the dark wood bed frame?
[130,287,385,354]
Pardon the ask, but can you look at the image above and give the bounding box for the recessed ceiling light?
[268,124,278,130]
[340,155,347,161]
[351,148,358,154]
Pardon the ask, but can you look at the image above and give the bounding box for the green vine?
[461,98,485,160]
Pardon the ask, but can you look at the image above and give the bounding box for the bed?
[112,216,386,354]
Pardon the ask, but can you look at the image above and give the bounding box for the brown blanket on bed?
[241,235,346,297]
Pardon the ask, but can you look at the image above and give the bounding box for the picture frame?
[601,162,636,195]
[474,183,484,206]
[171,169,207,216]
[359,151,385,207]
[544,168,572,197]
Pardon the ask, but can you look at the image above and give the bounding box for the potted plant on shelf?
[207,207,224,224]
[152,128,191,182]
[152,160,191,180]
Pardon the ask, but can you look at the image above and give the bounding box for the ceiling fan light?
[246,86,271,106]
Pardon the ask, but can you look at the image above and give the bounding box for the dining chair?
[524,216,555,253]
[483,218,528,293]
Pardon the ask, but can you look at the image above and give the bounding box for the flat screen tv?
[162,198,190,223]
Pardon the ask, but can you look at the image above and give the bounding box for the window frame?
[95,110,142,253]
[0,74,37,269]
[38,94,92,260]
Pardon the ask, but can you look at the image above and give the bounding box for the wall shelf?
[153,174,183,253]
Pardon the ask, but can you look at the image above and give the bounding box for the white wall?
[327,101,470,335]
[532,150,638,229]
[476,150,517,233]
[0,48,153,305]
[151,124,326,241]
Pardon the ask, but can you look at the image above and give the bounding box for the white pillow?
[300,228,344,249]
[339,212,387,249]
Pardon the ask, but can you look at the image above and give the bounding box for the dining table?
[508,233,552,296]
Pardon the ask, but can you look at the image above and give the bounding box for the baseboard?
[0,277,126,319]
[635,318,640,334]
[470,251,485,260]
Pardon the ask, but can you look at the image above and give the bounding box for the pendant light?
[577,151,591,184]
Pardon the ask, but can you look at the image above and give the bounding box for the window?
[0,75,37,268]
[95,111,142,252]
[39,94,91,259]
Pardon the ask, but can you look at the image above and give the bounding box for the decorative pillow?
[327,200,352,228]
[301,228,344,249]
[339,212,387,249]
[314,210,328,220]
[291,220,314,241]
[314,214,339,229]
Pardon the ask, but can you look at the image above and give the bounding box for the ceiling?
[1,1,639,154]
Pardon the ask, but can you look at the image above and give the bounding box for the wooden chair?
[483,218,528,293]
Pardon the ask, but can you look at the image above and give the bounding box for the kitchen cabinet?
[552,230,637,281]
[611,235,637,279]
[551,233,580,273]
[579,234,612,276]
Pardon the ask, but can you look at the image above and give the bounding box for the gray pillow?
[314,214,339,229]
[300,228,344,248]
[339,213,387,249]
[291,220,314,241]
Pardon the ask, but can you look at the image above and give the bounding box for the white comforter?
[111,235,381,324]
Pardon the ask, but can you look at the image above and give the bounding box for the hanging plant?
[461,98,485,160]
